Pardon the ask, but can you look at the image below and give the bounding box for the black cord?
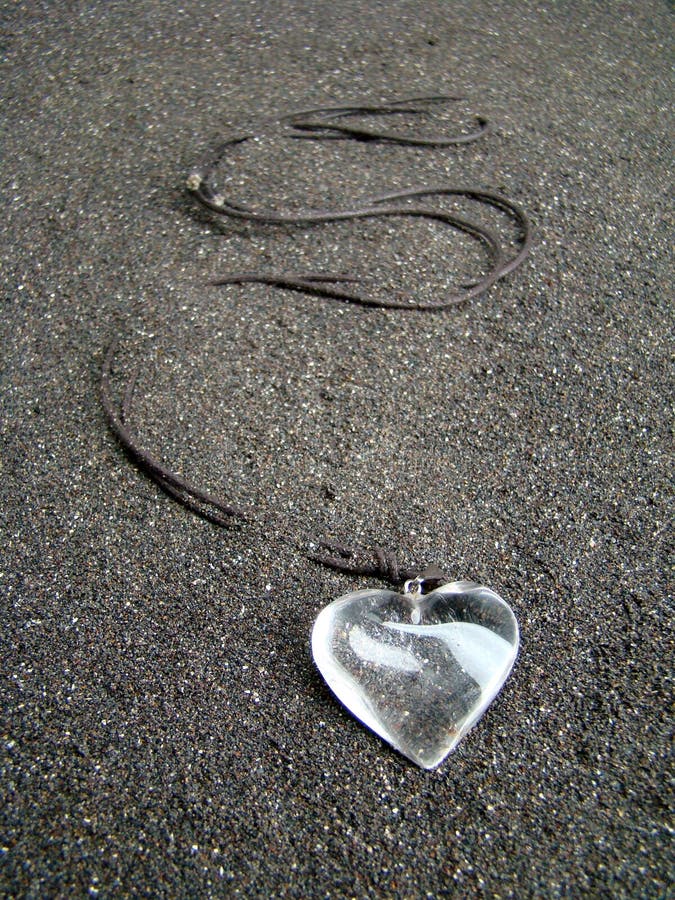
[102,94,534,586]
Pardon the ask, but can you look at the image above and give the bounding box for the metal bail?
[405,565,448,598]
[403,576,424,599]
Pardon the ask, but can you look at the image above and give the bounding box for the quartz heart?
[312,581,519,769]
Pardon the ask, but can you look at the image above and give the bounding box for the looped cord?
[185,97,532,311]
[101,94,533,586]
[279,94,489,146]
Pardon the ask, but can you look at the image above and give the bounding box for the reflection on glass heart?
[312,581,519,769]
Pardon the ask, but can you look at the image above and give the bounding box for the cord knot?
[309,540,420,587]
[373,546,401,584]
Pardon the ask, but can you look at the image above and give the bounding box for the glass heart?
[312,581,519,769]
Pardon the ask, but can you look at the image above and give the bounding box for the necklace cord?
[102,339,427,585]
[280,95,490,145]
[102,94,533,585]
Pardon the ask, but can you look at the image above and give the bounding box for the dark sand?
[1,2,671,896]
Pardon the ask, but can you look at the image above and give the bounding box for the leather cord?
[102,339,426,586]
[102,94,533,586]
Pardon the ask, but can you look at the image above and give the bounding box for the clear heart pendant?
[312,579,519,769]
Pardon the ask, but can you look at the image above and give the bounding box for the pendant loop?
[403,576,424,599]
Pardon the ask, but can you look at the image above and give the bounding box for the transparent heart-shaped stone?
[312,581,519,769]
